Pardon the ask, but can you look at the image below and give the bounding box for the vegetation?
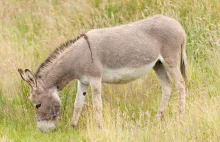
[0,0,219,141]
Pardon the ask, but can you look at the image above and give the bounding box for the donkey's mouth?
[36,112,60,133]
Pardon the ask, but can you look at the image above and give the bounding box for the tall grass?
[0,0,219,141]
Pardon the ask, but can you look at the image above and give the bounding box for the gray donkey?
[18,15,187,132]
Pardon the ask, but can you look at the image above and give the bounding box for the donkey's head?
[18,69,61,132]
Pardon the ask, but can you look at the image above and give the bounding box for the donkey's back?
[88,15,186,67]
[85,15,186,84]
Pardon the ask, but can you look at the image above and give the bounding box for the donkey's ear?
[18,69,37,89]
[25,69,37,88]
[18,69,28,81]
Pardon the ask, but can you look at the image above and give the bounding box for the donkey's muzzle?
[37,120,56,133]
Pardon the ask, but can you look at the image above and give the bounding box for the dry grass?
[0,0,220,141]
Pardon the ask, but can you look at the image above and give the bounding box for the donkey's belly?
[102,60,157,84]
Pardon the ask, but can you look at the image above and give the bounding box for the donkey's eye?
[36,104,41,109]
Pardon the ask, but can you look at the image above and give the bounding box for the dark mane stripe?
[36,33,92,75]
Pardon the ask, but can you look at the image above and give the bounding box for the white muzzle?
[37,121,56,133]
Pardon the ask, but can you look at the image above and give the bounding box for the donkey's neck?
[35,35,92,91]
[38,47,78,90]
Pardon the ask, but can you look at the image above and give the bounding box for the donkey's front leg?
[90,78,102,127]
[72,80,89,127]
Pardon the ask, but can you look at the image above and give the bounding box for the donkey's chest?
[102,61,157,84]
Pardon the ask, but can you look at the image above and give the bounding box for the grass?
[0,0,220,141]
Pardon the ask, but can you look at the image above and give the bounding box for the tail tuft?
[180,37,187,82]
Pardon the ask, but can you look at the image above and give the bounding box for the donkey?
[18,15,187,132]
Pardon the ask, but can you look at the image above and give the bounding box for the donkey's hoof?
[71,124,77,128]
[155,114,162,121]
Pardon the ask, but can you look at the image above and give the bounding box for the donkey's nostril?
[53,115,57,119]
[52,112,60,120]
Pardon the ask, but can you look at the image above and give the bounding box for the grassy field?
[0,0,220,141]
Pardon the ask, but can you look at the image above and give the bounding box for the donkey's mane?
[36,33,90,76]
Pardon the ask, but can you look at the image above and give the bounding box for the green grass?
[0,0,220,141]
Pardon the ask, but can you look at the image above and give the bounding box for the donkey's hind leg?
[72,80,89,127]
[161,52,186,118]
[153,61,172,119]
[165,65,186,118]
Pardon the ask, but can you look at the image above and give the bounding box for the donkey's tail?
[180,36,187,82]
